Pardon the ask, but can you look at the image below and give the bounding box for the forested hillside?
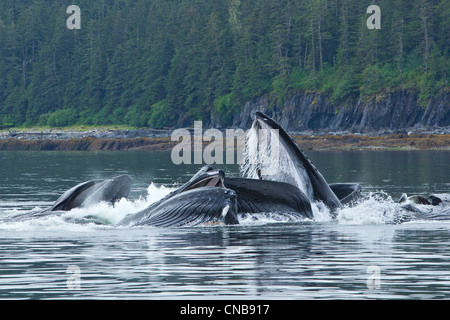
[0,0,448,129]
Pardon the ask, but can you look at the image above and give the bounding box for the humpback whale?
[117,166,239,227]
[249,112,344,210]
[1,175,131,223]
[394,193,450,223]
[116,163,317,227]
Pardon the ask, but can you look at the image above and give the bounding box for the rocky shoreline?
[0,127,449,151]
[0,128,171,141]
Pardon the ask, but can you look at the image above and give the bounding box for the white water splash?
[67,182,175,225]
[0,183,176,232]
[335,191,398,225]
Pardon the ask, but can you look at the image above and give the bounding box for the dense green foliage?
[0,0,448,128]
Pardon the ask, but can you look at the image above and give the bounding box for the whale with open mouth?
[215,111,362,221]
[244,111,346,210]
[117,166,240,227]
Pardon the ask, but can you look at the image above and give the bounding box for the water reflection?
[1,222,450,299]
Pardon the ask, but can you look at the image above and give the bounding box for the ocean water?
[0,150,449,299]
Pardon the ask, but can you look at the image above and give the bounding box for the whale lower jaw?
[117,187,239,228]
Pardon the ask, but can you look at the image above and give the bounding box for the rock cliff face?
[231,89,449,133]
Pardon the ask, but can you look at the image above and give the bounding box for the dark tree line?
[0,0,448,128]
